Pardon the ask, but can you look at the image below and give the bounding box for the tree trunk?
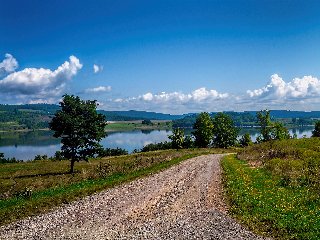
[70,159,75,173]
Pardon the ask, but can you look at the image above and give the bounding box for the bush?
[53,151,63,161]
[183,135,194,149]
[312,121,320,137]
[142,119,152,125]
[141,141,172,152]
[0,153,22,164]
[239,133,253,147]
[98,147,128,157]
[168,128,185,149]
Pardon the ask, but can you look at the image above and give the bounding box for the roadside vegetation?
[222,129,320,239]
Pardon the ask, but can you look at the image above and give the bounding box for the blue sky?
[1,0,320,113]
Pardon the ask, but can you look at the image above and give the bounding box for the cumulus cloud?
[0,53,18,75]
[0,55,82,103]
[247,74,320,100]
[138,88,228,103]
[85,86,111,93]
[107,87,230,113]
[103,74,320,113]
[93,64,103,73]
[240,74,320,111]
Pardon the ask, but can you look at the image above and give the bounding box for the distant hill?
[172,110,320,128]
[99,110,184,121]
[0,104,186,131]
[1,104,320,130]
[0,104,60,114]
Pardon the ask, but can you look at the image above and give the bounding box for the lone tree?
[192,112,214,148]
[49,95,107,173]
[212,112,239,148]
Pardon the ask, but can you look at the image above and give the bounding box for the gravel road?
[0,154,267,239]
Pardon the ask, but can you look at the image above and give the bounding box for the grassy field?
[0,148,231,226]
[222,138,320,240]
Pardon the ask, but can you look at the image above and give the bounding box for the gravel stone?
[0,154,269,239]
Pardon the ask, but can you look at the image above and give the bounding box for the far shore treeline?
[0,103,319,132]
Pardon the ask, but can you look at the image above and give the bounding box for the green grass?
[222,153,320,240]
[0,148,231,226]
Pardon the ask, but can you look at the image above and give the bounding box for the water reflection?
[101,130,170,153]
[0,127,314,161]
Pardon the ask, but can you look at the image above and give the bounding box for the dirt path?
[0,154,267,239]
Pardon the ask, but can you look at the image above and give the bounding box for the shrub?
[98,147,128,157]
[168,128,185,149]
[312,121,320,137]
[239,133,253,147]
[141,141,172,152]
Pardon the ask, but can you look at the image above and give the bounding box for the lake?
[0,127,314,161]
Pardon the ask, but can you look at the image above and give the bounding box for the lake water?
[0,127,314,161]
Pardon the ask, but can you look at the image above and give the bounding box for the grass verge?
[221,154,320,240]
[0,148,230,226]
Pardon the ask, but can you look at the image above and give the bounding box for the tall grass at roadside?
[0,148,231,225]
[222,138,320,239]
[238,138,320,191]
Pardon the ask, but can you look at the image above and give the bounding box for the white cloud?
[101,74,320,113]
[138,87,228,104]
[104,87,230,113]
[0,53,18,75]
[247,74,320,100]
[142,92,153,101]
[241,74,320,111]
[0,55,82,103]
[93,64,103,73]
[85,86,111,93]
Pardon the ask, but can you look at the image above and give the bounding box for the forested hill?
[172,110,320,128]
[99,110,183,121]
[0,104,185,131]
[0,104,60,114]
[1,103,320,130]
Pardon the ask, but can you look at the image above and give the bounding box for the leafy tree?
[256,110,290,142]
[168,128,185,149]
[239,133,253,147]
[212,113,239,148]
[256,110,273,142]
[49,95,107,173]
[192,112,214,148]
[271,122,290,140]
[312,121,320,137]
